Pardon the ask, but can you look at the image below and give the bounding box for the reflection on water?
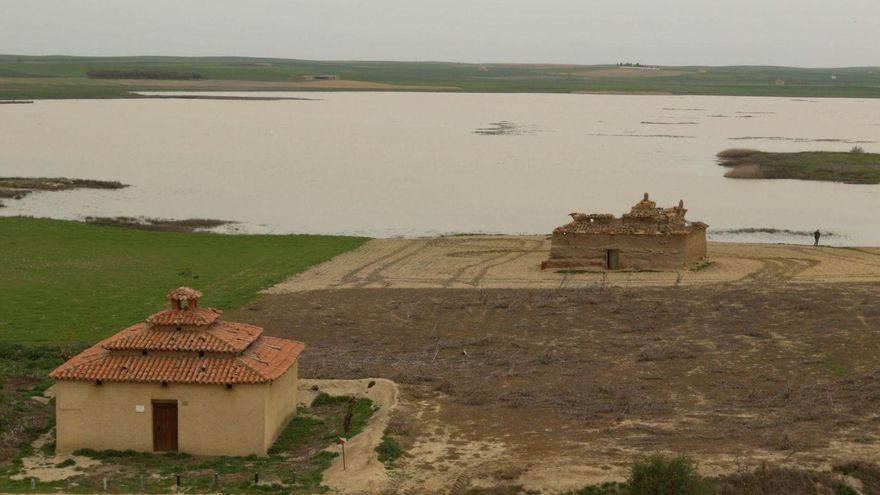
[1,92,878,245]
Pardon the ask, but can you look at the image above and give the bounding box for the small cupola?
[167,287,202,311]
[146,287,220,327]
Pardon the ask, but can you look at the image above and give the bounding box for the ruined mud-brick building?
[50,287,304,456]
[542,193,708,270]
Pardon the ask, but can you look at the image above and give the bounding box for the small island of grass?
[716,148,880,184]
[0,177,128,208]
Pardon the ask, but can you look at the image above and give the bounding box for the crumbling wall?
[545,231,704,270]
[683,228,708,266]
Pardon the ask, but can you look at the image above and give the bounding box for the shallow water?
[1,92,877,245]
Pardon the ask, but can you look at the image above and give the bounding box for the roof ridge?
[197,327,240,352]
[49,342,108,379]
[238,336,305,380]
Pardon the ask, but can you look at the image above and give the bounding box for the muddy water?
[1,92,878,245]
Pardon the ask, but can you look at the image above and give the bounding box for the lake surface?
[1,92,878,245]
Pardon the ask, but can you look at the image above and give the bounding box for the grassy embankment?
[717,148,880,184]
[1,55,880,99]
[0,217,368,491]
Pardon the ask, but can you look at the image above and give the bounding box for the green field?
[717,148,880,184]
[1,54,879,99]
[0,217,367,344]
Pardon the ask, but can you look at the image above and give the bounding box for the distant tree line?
[616,62,661,68]
[86,70,203,80]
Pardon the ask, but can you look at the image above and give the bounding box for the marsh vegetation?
[717,148,880,184]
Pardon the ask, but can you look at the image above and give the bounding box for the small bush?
[834,482,858,495]
[850,146,865,154]
[628,453,708,495]
[376,433,404,467]
[565,481,628,494]
[311,393,351,407]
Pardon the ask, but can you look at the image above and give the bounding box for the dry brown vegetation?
[230,282,880,492]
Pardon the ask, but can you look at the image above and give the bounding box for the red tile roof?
[102,321,263,353]
[147,307,222,327]
[240,337,304,381]
[50,288,304,385]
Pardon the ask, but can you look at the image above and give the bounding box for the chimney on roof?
[167,287,203,311]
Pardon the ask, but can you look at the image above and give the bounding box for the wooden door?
[152,401,178,452]
[606,249,620,270]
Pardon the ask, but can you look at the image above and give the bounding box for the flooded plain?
[1,92,878,244]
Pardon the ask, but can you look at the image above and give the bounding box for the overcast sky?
[2,0,878,67]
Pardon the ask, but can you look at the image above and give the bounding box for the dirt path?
[300,379,399,494]
[266,236,880,292]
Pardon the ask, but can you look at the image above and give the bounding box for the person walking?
[813,229,821,246]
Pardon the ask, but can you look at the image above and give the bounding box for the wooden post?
[337,437,348,470]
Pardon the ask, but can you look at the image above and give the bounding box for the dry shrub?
[713,466,846,495]
[834,461,880,494]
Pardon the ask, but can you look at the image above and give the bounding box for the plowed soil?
[231,279,880,493]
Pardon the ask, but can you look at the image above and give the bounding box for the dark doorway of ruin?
[605,249,620,270]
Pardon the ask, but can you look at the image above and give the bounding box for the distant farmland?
[1,55,879,99]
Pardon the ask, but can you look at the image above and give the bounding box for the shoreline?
[1,214,874,248]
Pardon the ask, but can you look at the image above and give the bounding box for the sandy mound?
[11,432,100,482]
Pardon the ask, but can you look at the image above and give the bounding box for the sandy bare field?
[266,236,880,293]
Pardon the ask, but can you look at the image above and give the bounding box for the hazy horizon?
[3,53,879,70]
[2,0,879,68]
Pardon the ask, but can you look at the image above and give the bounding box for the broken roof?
[554,193,707,236]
